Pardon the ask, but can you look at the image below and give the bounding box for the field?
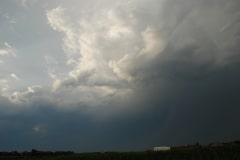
[1,141,240,160]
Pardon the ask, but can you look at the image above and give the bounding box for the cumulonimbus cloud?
[45,0,240,109]
[46,1,168,106]
[2,0,239,113]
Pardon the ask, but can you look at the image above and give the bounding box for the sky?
[0,0,240,152]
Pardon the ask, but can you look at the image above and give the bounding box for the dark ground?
[1,141,240,160]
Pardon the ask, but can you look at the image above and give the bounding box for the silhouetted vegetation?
[0,141,240,160]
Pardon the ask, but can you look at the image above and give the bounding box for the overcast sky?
[0,0,240,152]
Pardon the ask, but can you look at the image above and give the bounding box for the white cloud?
[0,42,15,56]
[139,26,166,57]
[1,86,8,92]
[109,54,133,82]
[45,2,169,106]
[0,77,7,83]
[3,13,17,24]
[19,0,38,8]
[52,79,61,91]
[32,124,45,133]
[9,86,42,104]
[10,73,20,80]
[47,7,79,55]
[0,77,9,97]
[31,123,47,135]
[32,125,41,132]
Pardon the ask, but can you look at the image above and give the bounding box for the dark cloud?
[1,58,240,152]
[0,0,240,152]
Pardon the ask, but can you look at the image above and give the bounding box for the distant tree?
[195,141,201,146]
[11,151,20,156]
[31,149,38,155]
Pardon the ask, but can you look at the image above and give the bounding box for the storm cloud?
[0,0,240,152]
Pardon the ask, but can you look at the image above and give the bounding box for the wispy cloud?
[10,73,20,80]
[0,42,15,56]
[0,77,7,83]
[32,124,45,134]
[9,86,42,104]
[19,0,38,8]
